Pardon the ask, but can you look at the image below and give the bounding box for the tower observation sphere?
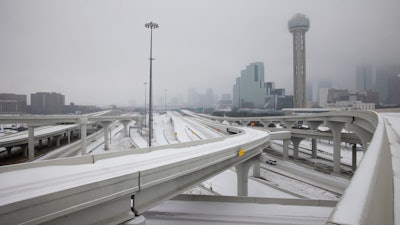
[288,13,310,108]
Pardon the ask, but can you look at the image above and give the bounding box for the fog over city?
[1,0,399,106]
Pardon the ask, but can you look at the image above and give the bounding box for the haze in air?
[0,0,399,106]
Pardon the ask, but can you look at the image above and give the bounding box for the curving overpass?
[0,125,269,224]
[188,110,399,225]
[0,111,398,225]
[0,114,142,160]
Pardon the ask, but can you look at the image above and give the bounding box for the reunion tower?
[288,13,310,108]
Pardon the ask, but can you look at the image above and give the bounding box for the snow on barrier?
[327,114,395,225]
[0,125,270,224]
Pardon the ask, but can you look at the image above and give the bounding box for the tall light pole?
[144,82,147,128]
[164,89,167,113]
[145,21,158,147]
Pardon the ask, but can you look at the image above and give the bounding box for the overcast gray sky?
[1,0,399,106]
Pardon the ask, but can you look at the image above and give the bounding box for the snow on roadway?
[200,169,297,198]
[145,200,333,225]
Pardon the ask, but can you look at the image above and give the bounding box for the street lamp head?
[145,22,159,29]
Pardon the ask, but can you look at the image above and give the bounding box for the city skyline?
[1,0,399,106]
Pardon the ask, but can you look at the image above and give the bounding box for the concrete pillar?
[67,130,71,143]
[252,162,261,178]
[311,139,317,158]
[6,147,12,157]
[56,135,61,147]
[101,121,112,150]
[80,117,88,155]
[28,126,35,160]
[120,120,131,137]
[352,144,357,171]
[47,137,51,147]
[345,123,373,152]
[291,137,303,159]
[283,139,290,159]
[22,144,28,157]
[235,160,254,196]
[260,121,272,128]
[325,121,345,174]
[283,120,296,128]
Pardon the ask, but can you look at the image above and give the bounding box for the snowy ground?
[129,112,348,200]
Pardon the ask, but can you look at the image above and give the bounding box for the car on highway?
[266,159,277,165]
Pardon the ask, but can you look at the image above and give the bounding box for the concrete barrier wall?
[327,115,394,225]
[173,194,337,207]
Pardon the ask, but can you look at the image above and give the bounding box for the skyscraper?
[31,92,65,114]
[375,64,400,105]
[233,62,266,109]
[288,13,310,108]
[356,64,373,92]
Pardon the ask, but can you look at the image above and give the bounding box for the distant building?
[218,93,232,109]
[188,88,198,107]
[64,102,100,114]
[356,64,374,92]
[187,88,217,108]
[288,13,310,108]
[318,88,329,107]
[320,88,377,109]
[233,62,288,110]
[326,101,375,110]
[233,62,266,109]
[375,64,400,105]
[277,96,294,110]
[31,92,65,114]
[0,93,27,114]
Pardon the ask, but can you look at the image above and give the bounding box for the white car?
[266,159,277,165]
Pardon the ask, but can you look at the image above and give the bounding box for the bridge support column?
[6,147,12,157]
[101,121,112,150]
[56,135,61,147]
[252,162,261,178]
[22,144,28,157]
[352,144,357,171]
[28,125,36,160]
[291,137,303,159]
[345,123,372,152]
[80,117,88,155]
[235,159,255,196]
[311,139,317,158]
[120,120,131,137]
[283,120,296,128]
[325,121,345,174]
[47,137,51,147]
[67,130,71,143]
[283,139,290,159]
